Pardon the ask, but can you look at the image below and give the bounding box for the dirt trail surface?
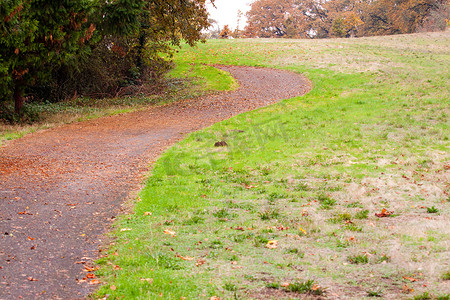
[0,66,310,299]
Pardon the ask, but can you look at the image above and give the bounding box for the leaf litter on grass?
[94,32,450,299]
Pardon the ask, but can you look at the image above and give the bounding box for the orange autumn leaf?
[403,276,417,282]
[176,254,194,261]
[375,208,394,217]
[195,258,206,267]
[163,229,176,236]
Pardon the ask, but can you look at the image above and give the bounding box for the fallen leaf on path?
[89,279,101,285]
[86,273,95,279]
[281,282,290,287]
[18,211,32,215]
[27,277,38,281]
[84,266,99,272]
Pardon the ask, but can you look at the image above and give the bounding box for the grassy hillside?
[94,32,449,299]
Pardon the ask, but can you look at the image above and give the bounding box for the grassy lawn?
[93,32,449,299]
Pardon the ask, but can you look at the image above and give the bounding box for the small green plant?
[336,238,351,248]
[426,206,439,214]
[244,274,256,281]
[223,282,238,291]
[329,212,352,223]
[348,254,369,264]
[268,191,285,202]
[266,282,280,289]
[355,209,369,219]
[296,183,310,191]
[209,240,223,249]
[213,208,235,221]
[259,208,280,220]
[345,223,363,232]
[229,254,239,261]
[367,288,383,297]
[377,254,391,263]
[412,292,431,300]
[286,280,324,295]
[347,202,364,208]
[286,248,305,258]
[184,215,204,225]
[442,270,450,280]
[436,295,449,300]
[318,194,337,209]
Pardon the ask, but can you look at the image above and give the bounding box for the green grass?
[94,32,449,299]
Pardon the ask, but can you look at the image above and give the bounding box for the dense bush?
[0,0,212,121]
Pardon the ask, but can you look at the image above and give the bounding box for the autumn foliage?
[244,0,449,38]
[0,0,212,118]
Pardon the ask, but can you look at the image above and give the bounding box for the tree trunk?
[14,83,25,115]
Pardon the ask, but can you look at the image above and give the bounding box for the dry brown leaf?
[27,277,38,281]
[140,278,153,284]
[375,208,394,217]
[402,284,414,294]
[176,254,194,261]
[403,276,417,282]
[266,240,278,249]
[84,266,99,272]
[89,279,101,285]
[163,229,176,236]
[110,285,117,291]
[195,258,206,267]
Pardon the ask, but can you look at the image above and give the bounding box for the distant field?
[95,32,449,299]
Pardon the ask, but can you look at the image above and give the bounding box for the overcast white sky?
[206,0,253,30]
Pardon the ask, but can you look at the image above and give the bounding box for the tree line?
[243,0,449,39]
[0,0,211,118]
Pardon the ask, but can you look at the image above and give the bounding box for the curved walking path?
[0,66,311,299]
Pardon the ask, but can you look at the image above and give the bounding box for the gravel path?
[0,66,311,299]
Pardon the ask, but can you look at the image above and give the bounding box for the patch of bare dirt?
[0,66,311,299]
